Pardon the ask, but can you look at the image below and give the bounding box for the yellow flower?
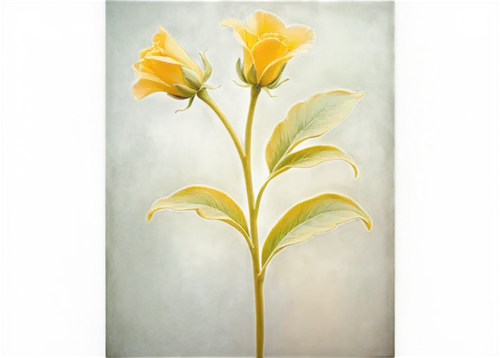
[133,27,211,101]
[222,11,315,87]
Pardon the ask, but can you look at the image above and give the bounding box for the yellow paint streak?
[412,5,444,214]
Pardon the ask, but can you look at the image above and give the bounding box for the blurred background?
[106,2,394,356]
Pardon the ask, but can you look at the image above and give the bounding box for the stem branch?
[197,89,246,164]
[198,86,264,358]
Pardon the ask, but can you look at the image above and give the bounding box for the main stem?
[243,86,264,358]
[197,86,264,358]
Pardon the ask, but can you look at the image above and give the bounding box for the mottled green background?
[106,1,394,357]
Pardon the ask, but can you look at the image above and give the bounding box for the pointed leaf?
[270,145,358,181]
[262,193,371,269]
[265,90,364,172]
[147,185,250,245]
[255,146,358,213]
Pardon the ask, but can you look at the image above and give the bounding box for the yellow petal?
[221,18,258,49]
[259,26,315,87]
[287,25,315,54]
[242,48,255,78]
[134,60,157,76]
[133,62,141,72]
[152,26,203,79]
[139,47,154,58]
[259,60,288,87]
[246,11,287,37]
[136,72,183,97]
[136,70,171,87]
[132,79,176,100]
[142,57,186,88]
[250,38,288,84]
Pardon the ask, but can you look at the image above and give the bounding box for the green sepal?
[202,84,221,90]
[233,80,253,88]
[245,64,258,85]
[199,50,212,82]
[263,87,277,97]
[235,58,247,83]
[175,96,195,113]
[181,67,203,90]
[268,78,290,90]
[174,84,197,98]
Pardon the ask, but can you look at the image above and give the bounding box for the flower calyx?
[175,50,221,113]
[233,57,257,89]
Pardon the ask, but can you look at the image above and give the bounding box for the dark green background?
[106,2,394,356]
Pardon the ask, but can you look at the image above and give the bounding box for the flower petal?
[259,27,315,87]
[134,60,157,76]
[221,18,258,49]
[250,38,288,83]
[246,11,287,37]
[132,79,176,100]
[287,25,315,54]
[242,48,255,78]
[142,57,186,88]
[152,26,203,78]
[140,46,154,58]
[133,61,141,72]
[259,58,289,87]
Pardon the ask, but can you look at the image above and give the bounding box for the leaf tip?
[364,216,372,231]
[146,211,153,222]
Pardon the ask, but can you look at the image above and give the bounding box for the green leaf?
[265,90,364,172]
[271,145,358,180]
[261,193,371,269]
[255,146,358,214]
[147,185,251,246]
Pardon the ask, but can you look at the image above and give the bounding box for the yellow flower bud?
[222,11,315,87]
[132,27,207,100]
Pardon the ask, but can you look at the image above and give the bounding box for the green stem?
[198,86,264,358]
[243,86,264,358]
[197,89,246,164]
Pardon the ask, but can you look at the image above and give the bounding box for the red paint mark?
[414,195,429,237]
[3,201,12,240]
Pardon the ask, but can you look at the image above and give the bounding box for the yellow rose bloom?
[222,11,315,87]
[133,27,207,100]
